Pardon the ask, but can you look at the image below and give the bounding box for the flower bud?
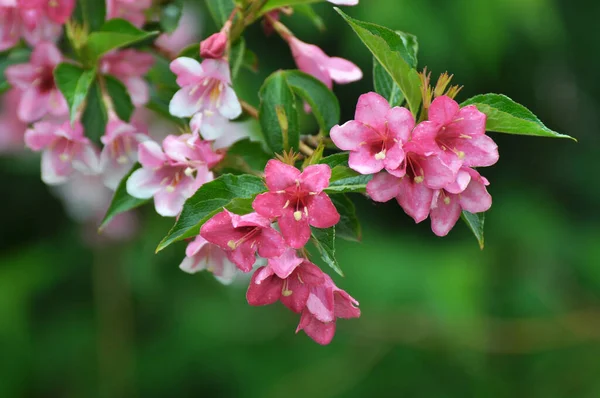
[200,31,228,59]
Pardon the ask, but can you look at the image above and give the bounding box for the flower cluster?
[332,92,498,236]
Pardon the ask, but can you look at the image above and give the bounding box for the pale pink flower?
[287,36,362,89]
[200,210,286,272]
[179,236,238,285]
[331,92,414,176]
[246,260,325,313]
[169,58,242,123]
[429,168,492,236]
[24,120,101,185]
[126,134,220,217]
[189,111,252,148]
[106,0,151,28]
[155,6,202,58]
[100,49,154,107]
[18,0,75,25]
[100,117,148,190]
[0,89,28,152]
[5,41,67,122]
[412,95,499,168]
[0,6,21,51]
[252,160,340,249]
[296,273,360,345]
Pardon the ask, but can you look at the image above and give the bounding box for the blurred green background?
[1,0,599,397]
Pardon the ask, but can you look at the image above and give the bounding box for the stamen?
[374,150,386,160]
[227,240,237,249]
[184,167,195,177]
[59,153,70,162]
[117,155,129,164]
[443,196,451,205]
[165,185,176,193]
[283,200,290,209]
[414,175,424,184]
[293,211,302,221]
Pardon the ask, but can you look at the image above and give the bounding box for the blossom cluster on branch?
[0,0,573,344]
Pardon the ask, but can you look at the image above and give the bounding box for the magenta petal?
[252,192,286,219]
[300,164,331,193]
[444,169,472,194]
[430,192,462,237]
[268,248,303,279]
[459,179,492,214]
[397,177,434,223]
[278,208,311,249]
[334,291,361,319]
[451,105,487,137]
[348,147,384,175]
[366,172,401,202]
[409,121,442,155]
[354,92,389,132]
[383,143,405,172]
[419,154,456,190]
[306,286,335,323]
[386,106,415,143]
[264,159,300,190]
[330,120,374,151]
[256,227,286,259]
[428,95,459,125]
[457,134,499,168]
[307,193,340,228]
[228,242,257,272]
[326,56,362,84]
[18,88,49,122]
[24,122,55,150]
[246,269,282,306]
[138,141,166,168]
[296,310,336,345]
[200,211,240,248]
[280,275,310,313]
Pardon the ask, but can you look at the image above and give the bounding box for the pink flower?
[24,120,100,185]
[246,260,325,313]
[200,210,286,272]
[189,111,251,148]
[126,134,219,217]
[169,58,242,123]
[331,92,414,176]
[200,31,227,59]
[106,0,151,28]
[179,235,238,285]
[18,0,75,25]
[100,49,154,107]
[429,167,492,236]
[296,274,360,345]
[252,160,340,249]
[412,95,499,168]
[155,7,201,57]
[287,36,362,89]
[0,88,28,152]
[100,117,148,190]
[5,41,67,122]
[0,6,21,51]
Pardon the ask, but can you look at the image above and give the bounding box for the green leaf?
[325,166,372,194]
[100,164,149,229]
[81,80,108,144]
[258,71,300,154]
[311,227,344,277]
[53,63,96,125]
[229,38,246,80]
[293,4,325,31]
[260,0,319,15]
[242,49,259,73]
[319,153,349,169]
[75,0,107,31]
[336,8,422,115]
[461,94,575,140]
[206,0,235,25]
[331,195,361,242]
[86,19,158,63]
[177,43,200,60]
[373,59,403,107]
[0,48,31,93]
[156,174,267,251]
[461,211,485,250]
[227,139,271,172]
[160,0,184,33]
[283,70,340,133]
[104,74,134,122]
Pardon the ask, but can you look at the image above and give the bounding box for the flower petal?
[169,86,201,118]
[256,227,286,259]
[299,164,331,193]
[326,56,362,84]
[154,189,187,217]
[330,120,374,151]
[263,159,301,190]
[428,95,459,125]
[217,85,242,120]
[396,177,434,223]
[170,57,203,87]
[246,268,282,306]
[307,193,340,229]
[252,192,286,219]
[278,208,311,249]
[126,168,162,199]
[430,192,462,236]
[296,310,336,345]
[354,92,389,132]
[366,172,401,202]
[386,106,415,143]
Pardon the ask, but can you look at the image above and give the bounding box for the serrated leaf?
[260,0,319,15]
[259,71,300,154]
[100,163,149,229]
[53,63,96,125]
[104,74,134,122]
[331,195,361,242]
[461,94,575,140]
[461,211,485,250]
[86,19,158,63]
[283,70,340,133]
[311,227,344,277]
[81,80,108,144]
[229,38,246,80]
[156,174,267,251]
[336,8,422,115]
[325,166,372,194]
[319,152,349,169]
[206,0,235,25]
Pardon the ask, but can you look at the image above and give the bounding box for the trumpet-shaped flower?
[100,49,154,107]
[179,235,238,285]
[18,0,75,24]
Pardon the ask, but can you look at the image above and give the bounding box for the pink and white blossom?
[100,49,154,107]
[155,6,202,58]
[169,58,242,124]
[252,160,340,249]
[18,0,75,25]
[0,88,28,152]
[24,120,101,185]
[126,135,220,217]
[189,111,252,149]
[5,41,67,122]
[179,235,238,285]
[200,210,286,272]
[106,0,151,28]
[331,92,414,176]
[287,36,362,89]
[247,260,325,313]
[100,117,148,190]
[296,274,360,345]
[412,95,499,168]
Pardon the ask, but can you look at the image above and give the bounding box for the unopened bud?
[200,32,227,59]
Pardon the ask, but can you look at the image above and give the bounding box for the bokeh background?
[1,0,599,397]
